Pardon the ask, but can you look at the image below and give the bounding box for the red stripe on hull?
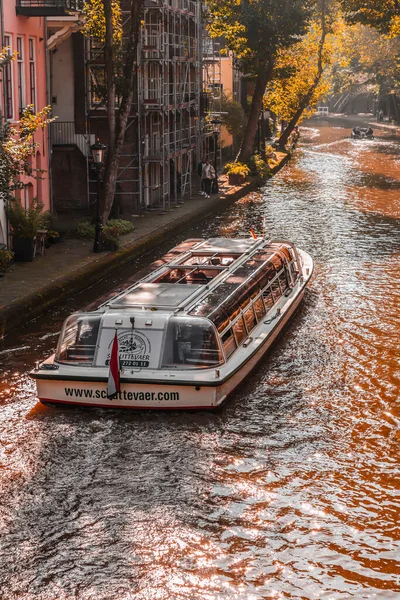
[39,398,217,411]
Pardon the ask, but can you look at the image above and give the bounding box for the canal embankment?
[0,153,289,337]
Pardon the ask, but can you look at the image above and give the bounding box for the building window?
[17,37,25,114]
[36,151,42,201]
[24,184,33,210]
[4,35,13,120]
[28,38,36,110]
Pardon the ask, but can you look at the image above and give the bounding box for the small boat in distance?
[30,237,313,409]
[351,126,374,140]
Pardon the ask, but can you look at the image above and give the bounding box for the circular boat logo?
[106,331,151,368]
[119,332,147,355]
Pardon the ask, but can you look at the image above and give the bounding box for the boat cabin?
[55,238,302,371]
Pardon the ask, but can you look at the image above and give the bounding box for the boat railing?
[269,239,303,275]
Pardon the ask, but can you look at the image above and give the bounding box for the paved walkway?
[0,180,228,308]
[0,173,228,310]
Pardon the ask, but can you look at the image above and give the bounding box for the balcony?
[50,122,94,157]
[16,0,83,17]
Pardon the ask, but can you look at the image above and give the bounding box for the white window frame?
[3,35,14,120]
[28,37,36,110]
[16,36,26,114]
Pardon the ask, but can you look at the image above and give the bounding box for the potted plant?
[6,198,49,261]
[45,230,60,247]
[225,162,251,186]
[0,248,14,275]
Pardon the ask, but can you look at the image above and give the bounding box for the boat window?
[243,305,257,333]
[269,254,285,272]
[221,328,237,359]
[270,277,282,301]
[185,270,209,285]
[279,247,292,262]
[158,269,188,284]
[288,261,298,280]
[185,254,235,266]
[223,291,241,321]
[236,286,251,311]
[258,261,277,289]
[157,268,215,285]
[56,314,101,365]
[278,271,289,293]
[253,295,266,321]
[210,305,230,333]
[232,316,246,346]
[263,285,274,310]
[161,317,223,369]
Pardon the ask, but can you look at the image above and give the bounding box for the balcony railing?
[50,121,94,157]
[16,0,83,17]
[144,0,197,15]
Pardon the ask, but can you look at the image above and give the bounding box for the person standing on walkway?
[202,160,215,198]
[197,157,207,196]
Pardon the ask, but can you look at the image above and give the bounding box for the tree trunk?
[237,66,272,163]
[103,0,115,148]
[100,0,144,223]
[278,84,319,149]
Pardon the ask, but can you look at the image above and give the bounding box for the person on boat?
[169,269,187,284]
[177,327,192,363]
[187,269,208,284]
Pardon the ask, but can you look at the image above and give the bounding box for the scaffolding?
[202,32,222,165]
[140,0,202,211]
[84,0,209,214]
[85,7,142,215]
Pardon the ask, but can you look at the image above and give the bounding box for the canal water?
[0,122,399,599]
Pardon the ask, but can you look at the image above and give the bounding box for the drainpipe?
[0,0,4,122]
[44,17,54,213]
[0,0,10,248]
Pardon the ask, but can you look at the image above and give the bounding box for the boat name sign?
[100,329,157,369]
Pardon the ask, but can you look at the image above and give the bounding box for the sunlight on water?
[0,122,399,599]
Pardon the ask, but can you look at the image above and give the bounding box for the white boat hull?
[37,379,218,410]
[36,288,305,410]
[32,240,313,410]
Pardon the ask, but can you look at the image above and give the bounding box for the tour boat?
[30,237,313,409]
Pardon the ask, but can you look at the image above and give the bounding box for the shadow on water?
[356,172,400,191]
[374,142,400,156]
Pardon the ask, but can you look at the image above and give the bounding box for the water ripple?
[0,123,399,599]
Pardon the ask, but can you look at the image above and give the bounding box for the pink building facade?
[0,1,50,246]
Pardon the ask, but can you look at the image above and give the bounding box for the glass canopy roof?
[194,238,257,254]
[188,249,285,330]
[110,283,203,309]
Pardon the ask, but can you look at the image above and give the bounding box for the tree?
[272,0,337,149]
[207,0,314,163]
[83,0,144,223]
[0,105,52,205]
[339,0,399,36]
[330,22,400,101]
[221,95,247,153]
[0,47,52,205]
